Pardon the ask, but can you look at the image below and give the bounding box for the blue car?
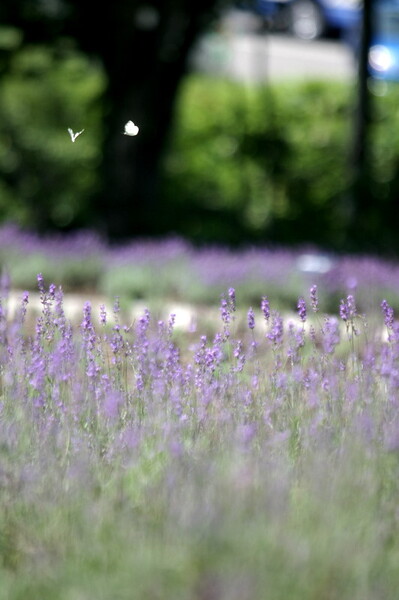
[368,0,399,80]
[237,0,361,40]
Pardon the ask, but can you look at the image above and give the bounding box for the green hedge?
[0,36,105,230]
[163,75,399,250]
[2,36,399,253]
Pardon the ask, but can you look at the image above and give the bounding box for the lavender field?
[3,224,399,315]
[1,227,399,598]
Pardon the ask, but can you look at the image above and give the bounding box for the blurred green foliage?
[162,76,354,245]
[0,33,105,230]
[2,32,399,252]
[163,75,399,250]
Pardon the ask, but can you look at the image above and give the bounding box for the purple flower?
[340,299,349,321]
[48,283,56,299]
[340,294,357,322]
[220,289,236,328]
[297,297,307,323]
[247,307,255,330]
[99,304,107,326]
[347,294,357,316]
[37,272,45,294]
[261,296,270,322]
[17,291,29,324]
[381,299,394,330]
[234,339,243,359]
[322,316,340,354]
[137,308,151,336]
[267,311,284,345]
[235,355,245,372]
[220,296,230,325]
[81,301,94,334]
[310,285,318,313]
[113,296,120,315]
[168,313,176,335]
[228,287,236,312]
[287,321,305,363]
[110,325,124,363]
[194,335,208,366]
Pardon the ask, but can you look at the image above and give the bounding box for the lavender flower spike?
[37,272,45,294]
[381,299,394,330]
[228,287,236,312]
[297,297,307,323]
[267,311,283,345]
[340,298,349,322]
[340,294,357,322]
[310,285,318,313]
[99,304,107,326]
[261,296,270,322]
[247,307,255,330]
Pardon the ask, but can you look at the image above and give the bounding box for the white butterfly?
[124,120,139,136]
[68,128,84,143]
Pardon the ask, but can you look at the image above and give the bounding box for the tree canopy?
[0,0,229,238]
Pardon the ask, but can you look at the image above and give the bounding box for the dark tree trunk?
[0,0,225,239]
[349,0,374,246]
[73,1,222,239]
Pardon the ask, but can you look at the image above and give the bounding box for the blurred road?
[191,9,357,83]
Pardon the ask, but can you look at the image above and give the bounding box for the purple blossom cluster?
[2,275,399,597]
[1,277,398,458]
[3,225,399,312]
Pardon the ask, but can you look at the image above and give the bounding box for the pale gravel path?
[6,290,201,332]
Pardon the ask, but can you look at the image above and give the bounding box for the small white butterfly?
[68,128,84,143]
[124,120,139,136]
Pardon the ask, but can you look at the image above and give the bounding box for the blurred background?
[1,0,399,254]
